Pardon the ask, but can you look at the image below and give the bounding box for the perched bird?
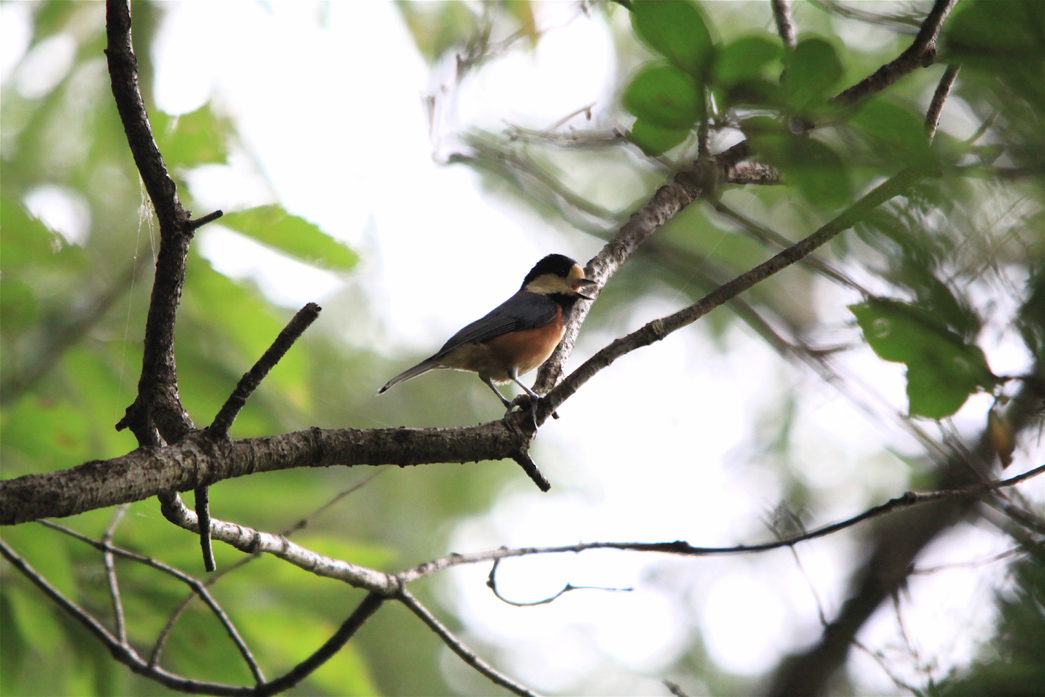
[379,254,596,426]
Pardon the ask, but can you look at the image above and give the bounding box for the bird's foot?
[505,394,541,430]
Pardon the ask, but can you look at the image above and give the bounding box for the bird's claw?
[505,394,539,431]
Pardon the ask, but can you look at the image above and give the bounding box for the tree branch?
[106,0,195,444]
[197,301,323,571]
[209,302,322,438]
[0,421,533,524]
[254,593,384,697]
[0,536,255,696]
[395,463,1045,584]
[771,0,797,50]
[832,0,957,106]
[397,589,541,697]
[538,168,922,422]
[38,519,265,685]
[925,63,961,140]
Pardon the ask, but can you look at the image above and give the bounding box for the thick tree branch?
[0,421,532,524]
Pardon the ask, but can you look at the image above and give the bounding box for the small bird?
[379,254,596,427]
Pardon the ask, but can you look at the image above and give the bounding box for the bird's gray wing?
[430,291,558,360]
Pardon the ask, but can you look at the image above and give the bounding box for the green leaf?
[850,299,997,418]
[622,64,703,129]
[153,106,231,167]
[218,205,358,271]
[850,99,935,169]
[712,34,782,86]
[627,118,691,156]
[0,198,63,273]
[749,132,852,208]
[630,0,714,78]
[945,0,1045,110]
[784,38,843,112]
[397,1,478,63]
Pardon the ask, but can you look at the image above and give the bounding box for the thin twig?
[487,556,631,607]
[38,521,265,686]
[397,463,1045,584]
[925,63,961,141]
[103,503,131,645]
[209,302,322,438]
[195,485,215,572]
[708,199,866,292]
[397,589,542,697]
[909,547,1024,575]
[510,450,551,491]
[808,0,923,32]
[0,259,147,407]
[254,593,384,697]
[188,209,224,230]
[0,537,253,696]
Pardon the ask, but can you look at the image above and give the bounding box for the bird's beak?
[573,278,597,300]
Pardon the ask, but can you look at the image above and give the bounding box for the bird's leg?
[480,376,514,409]
[481,376,524,432]
[508,371,542,429]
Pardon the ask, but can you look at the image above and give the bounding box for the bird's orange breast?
[482,306,565,380]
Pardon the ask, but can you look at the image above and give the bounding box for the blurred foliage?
[1,0,1043,696]
[938,553,1045,697]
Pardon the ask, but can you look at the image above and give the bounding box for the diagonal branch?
[397,589,541,697]
[254,593,384,697]
[832,0,958,106]
[209,302,322,438]
[196,301,322,571]
[925,63,961,140]
[0,537,252,696]
[539,168,922,422]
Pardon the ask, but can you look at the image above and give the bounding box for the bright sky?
[6,2,1041,694]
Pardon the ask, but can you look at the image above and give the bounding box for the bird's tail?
[377,359,438,394]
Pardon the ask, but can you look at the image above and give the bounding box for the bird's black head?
[522,254,580,287]
[520,254,597,299]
